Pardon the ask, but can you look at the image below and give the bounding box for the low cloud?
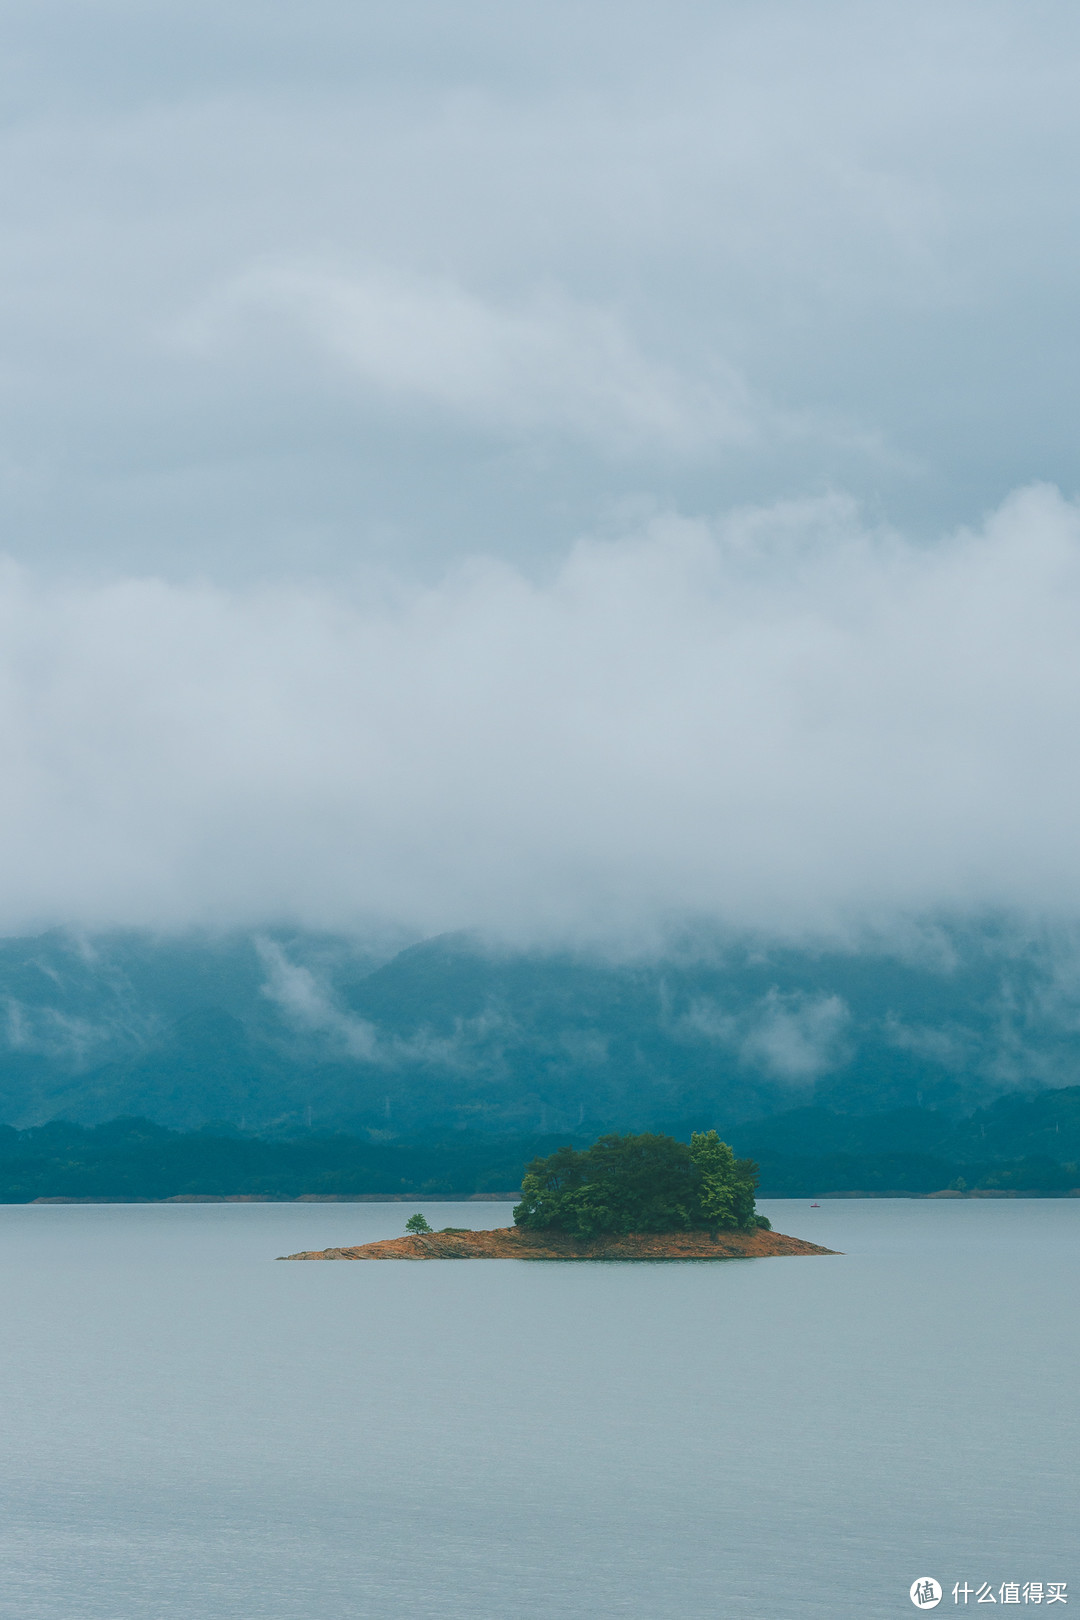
[683,990,851,1083]
[257,935,518,1068]
[256,938,378,1057]
[1,484,1080,941]
[2,999,120,1066]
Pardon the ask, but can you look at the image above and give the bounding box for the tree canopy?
[512,1130,768,1238]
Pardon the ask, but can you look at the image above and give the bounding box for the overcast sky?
[2,0,1080,940]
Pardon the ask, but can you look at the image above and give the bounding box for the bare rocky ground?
[278,1226,839,1261]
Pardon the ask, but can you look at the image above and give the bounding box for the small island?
[279,1130,838,1261]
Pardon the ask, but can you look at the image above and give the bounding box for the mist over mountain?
[4,2,1080,1191]
[4,920,1080,1140]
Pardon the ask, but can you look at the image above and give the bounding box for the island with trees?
[279,1131,837,1260]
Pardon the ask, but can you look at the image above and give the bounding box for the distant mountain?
[735,1084,1080,1165]
[727,1086,1080,1194]
[2,920,1080,1136]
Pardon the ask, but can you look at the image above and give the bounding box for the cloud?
[0,483,1079,939]
[2,0,1080,575]
[175,265,755,454]
[255,937,377,1057]
[256,934,518,1067]
[683,990,851,1083]
[1,999,118,1065]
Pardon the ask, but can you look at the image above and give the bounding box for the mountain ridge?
[3,921,1080,1137]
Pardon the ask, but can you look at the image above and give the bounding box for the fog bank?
[0,483,1078,941]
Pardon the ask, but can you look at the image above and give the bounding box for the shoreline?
[279,1226,840,1261]
[20,1191,523,1205]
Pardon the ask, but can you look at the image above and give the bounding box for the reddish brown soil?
[278,1226,838,1261]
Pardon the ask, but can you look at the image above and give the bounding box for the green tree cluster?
[513,1130,769,1238]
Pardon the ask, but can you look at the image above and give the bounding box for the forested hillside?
[2,1089,1078,1201]
[3,922,1080,1149]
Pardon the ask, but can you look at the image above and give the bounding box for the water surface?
[0,1198,1075,1619]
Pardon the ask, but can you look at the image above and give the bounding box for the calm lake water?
[0,1198,1076,1620]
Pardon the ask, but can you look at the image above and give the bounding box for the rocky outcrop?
[278,1226,838,1261]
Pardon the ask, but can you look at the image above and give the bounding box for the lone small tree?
[405,1212,433,1234]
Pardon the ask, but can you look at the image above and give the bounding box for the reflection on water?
[0,1198,1076,1619]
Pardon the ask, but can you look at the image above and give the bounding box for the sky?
[2,0,1080,941]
